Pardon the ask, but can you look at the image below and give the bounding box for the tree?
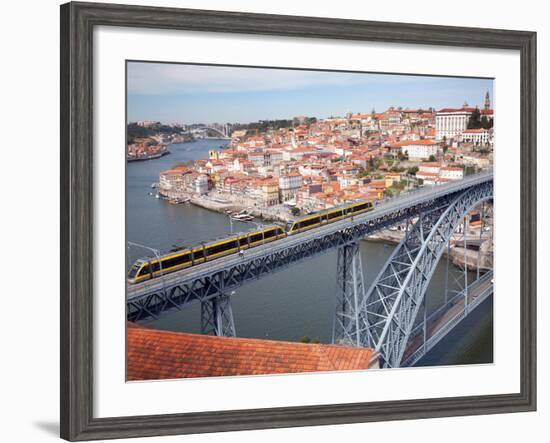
[407,166,419,176]
[467,108,482,129]
[428,155,436,162]
[290,207,301,216]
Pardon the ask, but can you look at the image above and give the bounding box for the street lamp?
[128,241,167,298]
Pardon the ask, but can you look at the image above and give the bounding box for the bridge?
[205,125,231,139]
[127,170,493,368]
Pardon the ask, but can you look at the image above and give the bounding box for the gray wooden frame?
[60,1,537,440]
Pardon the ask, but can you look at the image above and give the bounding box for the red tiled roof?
[463,128,487,133]
[127,324,378,380]
[437,107,477,113]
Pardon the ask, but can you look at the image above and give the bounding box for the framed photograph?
[60,1,536,440]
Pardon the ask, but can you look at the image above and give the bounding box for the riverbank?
[366,229,493,271]
[188,193,292,224]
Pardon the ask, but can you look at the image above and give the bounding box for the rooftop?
[127,324,378,380]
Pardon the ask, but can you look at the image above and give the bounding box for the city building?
[279,173,303,202]
[261,178,280,206]
[462,128,491,145]
[435,107,475,140]
[439,166,464,181]
[400,140,441,160]
[159,167,192,197]
[194,174,209,195]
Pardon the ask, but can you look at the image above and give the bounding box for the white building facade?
[439,167,464,180]
[279,173,303,202]
[435,108,473,140]
[401,140,441,160]
[462,128,491,145]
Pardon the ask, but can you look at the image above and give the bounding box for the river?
[127,139,493,367]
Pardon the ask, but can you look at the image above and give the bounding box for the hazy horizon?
[127,62,493,125]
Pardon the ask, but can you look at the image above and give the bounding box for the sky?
[127,62,493,125]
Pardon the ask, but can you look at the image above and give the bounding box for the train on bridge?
[128,200,374,284]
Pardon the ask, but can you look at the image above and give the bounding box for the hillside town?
[141,93,494,222]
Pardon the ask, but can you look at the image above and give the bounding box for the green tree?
[407,166,419,176]
[428,154,437,162]
[467,108,482,129]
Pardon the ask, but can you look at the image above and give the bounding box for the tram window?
[300,217,320,228]
[207,240,237,256]
[328,210,342,220]
[193,249,204,259]
[239,237,248,247]
[249,232,264,243]
[128,264,140,278]
[263,229,276,239]
[163,253,190,269]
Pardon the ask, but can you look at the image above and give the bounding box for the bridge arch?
[360,181,493,367]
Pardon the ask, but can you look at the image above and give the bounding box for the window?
[249,232,264,243]
[206,240,238,256]
[300,216,320,228]
[128,263,141,278]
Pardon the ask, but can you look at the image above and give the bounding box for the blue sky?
[127,62,493,124]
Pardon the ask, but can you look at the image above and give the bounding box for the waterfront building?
[279,173,303,202]
[261,178,280,206]
[194,174,209,195]
[159,167,192,197]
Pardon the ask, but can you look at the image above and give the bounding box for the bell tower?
[484,91,491,110]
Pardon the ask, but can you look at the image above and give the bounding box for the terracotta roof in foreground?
[127,324,379,380]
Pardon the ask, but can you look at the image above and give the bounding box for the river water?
[127,139,493,366]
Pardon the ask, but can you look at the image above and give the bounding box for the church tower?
[484,91,491,110]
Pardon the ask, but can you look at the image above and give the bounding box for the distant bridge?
[127,170,493,367]
[206,126,231,139]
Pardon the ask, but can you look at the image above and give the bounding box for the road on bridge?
[402,272,494,365]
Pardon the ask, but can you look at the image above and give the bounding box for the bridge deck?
[401,271,493,367]
[127,171,493,301]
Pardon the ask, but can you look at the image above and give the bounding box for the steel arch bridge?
[127,172,493,366]
[332,181,493,367]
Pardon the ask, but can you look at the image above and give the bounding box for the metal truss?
[127,177,493,331]
[201,293,236,337]
[333,243,366,346]
[361,181,493,368]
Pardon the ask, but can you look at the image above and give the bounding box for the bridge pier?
[201,294,236,337]
[200,272,236,337]
[332,242,366,347]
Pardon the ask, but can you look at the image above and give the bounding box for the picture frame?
[60,1,537,440]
